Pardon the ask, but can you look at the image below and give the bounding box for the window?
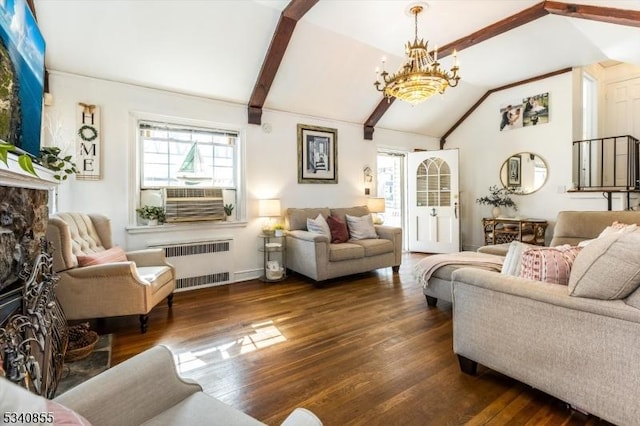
[135,118,243,224]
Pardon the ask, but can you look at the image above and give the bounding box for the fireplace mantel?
[0,152,58,191]
[1,153,58,213]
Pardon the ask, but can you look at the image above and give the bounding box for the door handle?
[430,208,437,217]
[454,202,458,219]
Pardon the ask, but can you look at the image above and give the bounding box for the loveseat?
[285,206,402,282]
[450,210,640,425]
[1,345,322,426]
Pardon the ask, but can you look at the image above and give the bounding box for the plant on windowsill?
[476,185,518,218]
[136,205,166,226]
[223,203,234,221]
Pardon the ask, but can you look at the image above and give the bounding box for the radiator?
[149,239,234,291]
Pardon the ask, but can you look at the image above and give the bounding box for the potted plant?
[39,146,78,181]
[476,185,518,217]
[136,205,166,226]
[223,203,234,221]
[273,223,285,237]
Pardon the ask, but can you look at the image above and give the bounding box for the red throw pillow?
[326,215,349,243]
[518,245,582,285]
[77,246,127,267]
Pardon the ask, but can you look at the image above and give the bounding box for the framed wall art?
[499,92,549,131]
[508,155,521,187]
[297,124,338,184]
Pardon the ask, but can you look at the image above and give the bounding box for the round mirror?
[500,152,548,195]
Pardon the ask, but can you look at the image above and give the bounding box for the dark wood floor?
[95,253,611,425]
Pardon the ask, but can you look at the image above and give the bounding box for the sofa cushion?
[46,400,92,425]
[329,206,369,224]
[518,245,582,285]
[345,214,378,240]
[569,231,640,299]
[286,208,331,231]
[501,241,536,276]
[329,243,365,261]
[350,238,394,257]
[77,246,127,267]
[327,215,349,243]
[306,214,331,239]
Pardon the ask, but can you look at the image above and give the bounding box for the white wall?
[445,71,618,251]
[45,71,436,281]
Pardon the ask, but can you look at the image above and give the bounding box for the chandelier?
[374,4,460,105]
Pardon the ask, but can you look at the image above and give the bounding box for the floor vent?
[149,239,234,291]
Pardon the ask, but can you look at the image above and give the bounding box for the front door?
[408,149,460,253]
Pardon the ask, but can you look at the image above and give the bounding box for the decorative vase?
[492,206,501,218]
[147,218,158,226]
[275,229,284,237]
[225,215,234,222]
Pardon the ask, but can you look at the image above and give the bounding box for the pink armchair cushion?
[77,246,127,267]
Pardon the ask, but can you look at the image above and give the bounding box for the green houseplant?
[39,146,78,181]
[476,185,517,217]
[223,203,234,221]
[136,205,166,225]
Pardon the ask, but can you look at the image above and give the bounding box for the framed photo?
[297,124,338,184]
[508,155,521,186]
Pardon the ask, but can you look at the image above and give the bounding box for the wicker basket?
[65,329,99,362]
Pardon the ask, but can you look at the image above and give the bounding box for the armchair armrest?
[65,261,143,281]
[55,345,201,426]
[126,248,170,267]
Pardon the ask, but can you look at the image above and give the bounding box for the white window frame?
[582,71,598,140]
[128,111,246,228]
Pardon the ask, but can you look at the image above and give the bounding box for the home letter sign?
[76,103,101,180]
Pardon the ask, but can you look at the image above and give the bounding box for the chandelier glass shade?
[374,5,460,105]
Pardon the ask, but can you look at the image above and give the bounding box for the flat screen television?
[0,0,45,157]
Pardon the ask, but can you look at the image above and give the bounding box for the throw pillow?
[518,245,582,285]
[501,241,536,276]
[306,213,331,239]
[45,400,93,425]
[326,215,349,243]
[345,214,378,240]
[77,246,127,267]
[568,231,640,299]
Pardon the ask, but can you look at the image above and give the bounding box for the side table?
[258,234,287,282]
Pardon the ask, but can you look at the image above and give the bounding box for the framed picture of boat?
[297,124,338,184]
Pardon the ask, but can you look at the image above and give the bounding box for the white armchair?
[46,212,176,333]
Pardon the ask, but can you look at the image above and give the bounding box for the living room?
[1,0,640,425]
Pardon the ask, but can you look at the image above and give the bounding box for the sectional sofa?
[450,211,640,425]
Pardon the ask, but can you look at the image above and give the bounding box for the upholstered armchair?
[46,212,176,333]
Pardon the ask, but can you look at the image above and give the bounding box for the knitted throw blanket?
[414,251,504,288]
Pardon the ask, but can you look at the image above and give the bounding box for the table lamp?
[259,199,281,234]
[367,197,385,225]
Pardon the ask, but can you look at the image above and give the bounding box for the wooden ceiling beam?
[248,0,318,125]
[439,67,572,148]
[544,1,640,27]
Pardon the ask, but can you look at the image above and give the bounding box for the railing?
[572,135,640,190]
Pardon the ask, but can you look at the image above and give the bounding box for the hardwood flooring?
[95,253,612,425]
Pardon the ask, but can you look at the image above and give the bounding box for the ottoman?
[415,251,504,307]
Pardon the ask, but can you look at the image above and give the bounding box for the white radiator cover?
[149,239,234,291]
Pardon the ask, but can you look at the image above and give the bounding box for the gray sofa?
[285,206,402,282]
[450,211,640,425]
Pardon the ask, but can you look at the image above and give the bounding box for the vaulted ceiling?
[33,0,640,139]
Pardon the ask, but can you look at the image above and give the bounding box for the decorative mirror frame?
[500,152,548,195]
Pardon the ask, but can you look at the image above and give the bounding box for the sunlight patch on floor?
[173,320,287,373]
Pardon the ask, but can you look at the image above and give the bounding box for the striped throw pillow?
[77,246,127,266]
[518,245,582,285]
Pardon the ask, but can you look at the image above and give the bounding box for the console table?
[482,217,548,246]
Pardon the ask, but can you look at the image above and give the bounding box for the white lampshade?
[367,197,386,213]
[258,199,281,217]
